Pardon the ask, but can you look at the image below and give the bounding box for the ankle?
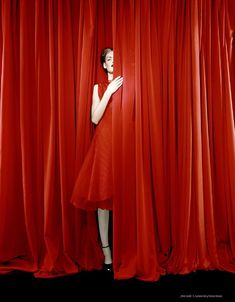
[102,245,110,249]
[101,245,112,264]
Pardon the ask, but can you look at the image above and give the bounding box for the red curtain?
[0,0,235,281]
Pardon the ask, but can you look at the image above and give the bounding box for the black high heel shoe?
[103,263,113,272]
[102,245,113,273]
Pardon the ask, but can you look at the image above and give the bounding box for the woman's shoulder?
[93,82,108,93]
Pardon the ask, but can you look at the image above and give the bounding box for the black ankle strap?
[102,245,109,248]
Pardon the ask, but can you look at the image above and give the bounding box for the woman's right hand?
[107,76,123,95]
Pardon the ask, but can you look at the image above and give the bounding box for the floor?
[0,269,234,300]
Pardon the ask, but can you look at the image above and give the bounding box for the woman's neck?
[108,73,113,81]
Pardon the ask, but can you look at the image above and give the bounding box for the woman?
[71,47,123,272]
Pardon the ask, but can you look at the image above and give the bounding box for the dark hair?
[100,47,113,74]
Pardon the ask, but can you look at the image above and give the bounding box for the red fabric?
[71,81,113,210]
[0,0,235,281]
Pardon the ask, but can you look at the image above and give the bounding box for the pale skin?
[91,51,123,265]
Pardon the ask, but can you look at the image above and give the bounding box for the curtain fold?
[0,0,235,281]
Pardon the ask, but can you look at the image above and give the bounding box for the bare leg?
[97,209,112,264]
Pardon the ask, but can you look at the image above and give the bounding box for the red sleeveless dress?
[71,81,113,210]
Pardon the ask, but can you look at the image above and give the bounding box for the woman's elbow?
[91,115,99,125]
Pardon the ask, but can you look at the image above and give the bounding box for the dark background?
[0,269,234,300]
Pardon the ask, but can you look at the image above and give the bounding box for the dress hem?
[71,196,113,211]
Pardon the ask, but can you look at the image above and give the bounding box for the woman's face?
[103,51,113,74]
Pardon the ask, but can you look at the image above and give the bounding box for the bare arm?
[91,76,123,125]
[91,85,112,125]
